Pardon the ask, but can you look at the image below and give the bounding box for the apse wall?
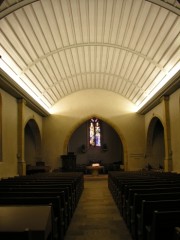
[68,120,123,166]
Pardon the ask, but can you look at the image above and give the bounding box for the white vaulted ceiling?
[0,0,180,114]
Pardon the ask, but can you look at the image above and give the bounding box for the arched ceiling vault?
[0,0,180,114]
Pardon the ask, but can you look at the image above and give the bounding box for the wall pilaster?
[17,98,26,176]
[162,96,172,171]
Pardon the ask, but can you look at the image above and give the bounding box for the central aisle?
[64,175,132,240]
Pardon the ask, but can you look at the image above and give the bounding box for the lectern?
[61,152,76,172]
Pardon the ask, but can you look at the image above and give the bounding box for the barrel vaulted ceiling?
[0,0,180,114]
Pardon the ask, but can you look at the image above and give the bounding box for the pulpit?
[61,152,76,172]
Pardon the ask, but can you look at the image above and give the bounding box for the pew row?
[108,171,180,240]
[0,172,84,240]
[146,210,180,240]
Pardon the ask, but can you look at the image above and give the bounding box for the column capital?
[17,98,26,105]
[160,95,169,102]
[17,98,25,175]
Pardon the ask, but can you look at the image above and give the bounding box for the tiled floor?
[64,175,132,240]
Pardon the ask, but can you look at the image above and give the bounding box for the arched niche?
[146,117,165,169]
[24,119,42,166]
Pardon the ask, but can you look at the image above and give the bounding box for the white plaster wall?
[43,90,145,170]
[0,89,43,178]
[24,106,43,138]
[169,89,180,172]
[145,103,164,133]
[0,89,18,178]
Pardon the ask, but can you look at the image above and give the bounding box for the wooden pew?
[0,184,73,225]
[11,185,74,220]
[0,196,63,240]
[146,210,180,240]
[0,173,84,208]
[0,172,84,240]
[108,171,180,215]
[125,187,180,227]
[0,190,69,234]
[123,182,180,208]
[0,205,53,240]
[130,192,180,240]
[108,171,180,240]
[137,199,180,240]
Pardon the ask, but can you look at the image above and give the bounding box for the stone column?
[162,96,172,172]
[124,149,128,171]
[17,98,26,176]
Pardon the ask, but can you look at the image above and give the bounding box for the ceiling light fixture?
[0,60,51,114]
[135,64,180,112]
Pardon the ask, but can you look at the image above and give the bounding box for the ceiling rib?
[19,43,168,75]
[0,0,38,19]
[145,0,180,15]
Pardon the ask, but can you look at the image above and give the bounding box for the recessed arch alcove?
[67,116,124,171]
[146,117,165,169]
[24,119,42,166]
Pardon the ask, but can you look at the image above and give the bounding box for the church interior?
[0,0,180,239]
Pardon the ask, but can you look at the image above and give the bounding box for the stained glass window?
[89,118,101,147]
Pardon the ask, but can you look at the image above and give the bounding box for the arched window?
[89,118,101,147]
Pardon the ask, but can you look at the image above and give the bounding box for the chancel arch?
[146,117,165,169]
[24,119,42,167]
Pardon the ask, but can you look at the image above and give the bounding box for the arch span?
[146,117,165,169]
[24,119,42,166]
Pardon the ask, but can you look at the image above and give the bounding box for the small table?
[86,166,104,176]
